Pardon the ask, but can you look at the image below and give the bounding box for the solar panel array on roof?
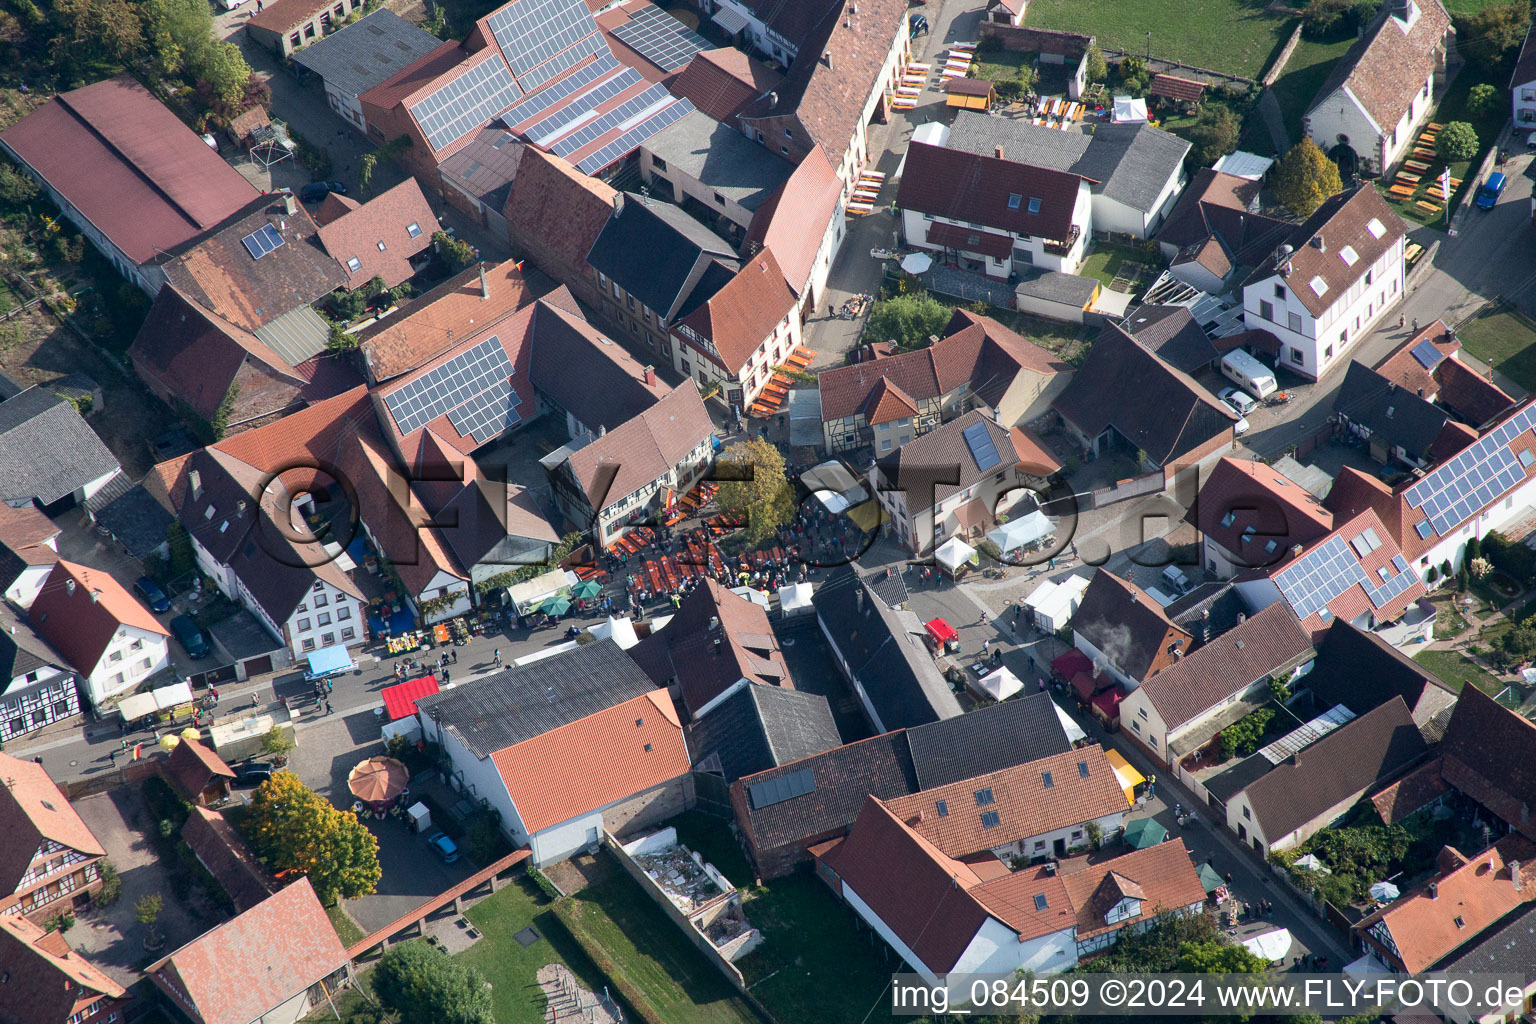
[576,97,693,173]
[746,767,816,809]
[486,0,598,77]
[410,56,523,151]
[611,4,709,72]
[1404,404,1536,539]
[241,224,285,260]
[1275,534,1421,621]
[500,52,621,128]
[528,67,644,144]
[382,337,516,435]
[962,422,1002,473]
[1349,527,1381,558]
[447,376,523,444]
[1410,338,1446,371]
[550,82,673,157]
[520,32,610,92]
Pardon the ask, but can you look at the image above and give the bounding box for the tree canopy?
[1435,121,1479,163]
[1459,1,1528,69]
[865,290,952,349]
[372,941,494,1024]
[1175,940,1272,973]
[715,436,796,545]
[1273,137,1344,218]
[246,771,381,905]
[1187,103,1242,166]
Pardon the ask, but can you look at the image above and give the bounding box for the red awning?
[381,675,440,721]
[925,618,959,645]
[1091,687,1124,720]
[1051,648,1092,679]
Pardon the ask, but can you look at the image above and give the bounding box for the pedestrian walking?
[324,700,333,716]
[109,750,117,767]
[493,649,502,668]
[1225,872,1234,885]
[443,668,450,685]
[211,686,219,703]
[451,649,458,664]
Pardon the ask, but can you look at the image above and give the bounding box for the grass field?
[1025,0,1291,78]
[1416,648,1507,695]
[1268,35,1356,145]
[1453,303,1536,394]
[325,903,366,948]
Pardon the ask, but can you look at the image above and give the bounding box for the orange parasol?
[347,756,409,809]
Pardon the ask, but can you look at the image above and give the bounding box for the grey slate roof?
[904,690,1072,789]
[1439,899,1536,975]
[685,683,842,783]
[1015,270,1099,306]
[290,11,445,100]
[641,110,793,212]
[0,601,61,686]
[89,482,173,560]
[585,194,738,320]
[1120,304,1220,374]
[1303,619,1453,718]
[947,112,1190,214]
[207,610,286,662]
[1334,360,1450,463]
[415,638,657,758]
[811,566,962,730]
[0,386,120,506]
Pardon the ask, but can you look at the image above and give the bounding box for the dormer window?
[346,257,362,273]
[1221,511,1237,528]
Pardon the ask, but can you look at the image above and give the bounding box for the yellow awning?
[946,93,990,110]
[848,499,888,533]
[1106,749,1144,806]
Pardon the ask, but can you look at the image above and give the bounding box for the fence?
[347,847,530,960]
[63,757,164,801]
[1084,470,1164,509]
[1098,48,1256,86]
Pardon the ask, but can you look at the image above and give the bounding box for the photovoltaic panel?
[486,0,597,76]
[963,422,1002,473]
[1410,338,1445,370]
[241,224,285,260]
[499,53,621,128]
[575,97,693,173]
[746,767,816,809]
[528,67,645,144]
[410,56,523,151]
[1402,403,1536,540]
[611,4,709,72]
[448,377,524,445]
[1276,534,1422,620]
[383,337,514,436]
[551,83,673,157]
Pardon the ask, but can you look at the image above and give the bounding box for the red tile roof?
[317,178,438,290]
[382,674,441,721]
[565,384,714,509]
[164,737,236,801]
[0,502,59,553]
[149,878,348,1024]
[247,0,337,32]
[1309,0,1451,134]
[1191,457,1334,566]
[1440,685,1536,842]
[502,146,618,286]
[1373,321,1516,429]
[358,39,465,115]
[335,430,467,594]
[1370,756,1449,823]
[1010,426,1063,475]
[28,560,169,675]
[926,220,1013,259]
[1150,74,1206,102]
[0,752,104,896]
[670,47,782,123]
[1245,186,1406,318]
[0,912,124,1024]
[897,142,1087,244]
[0,76,260,266]
[675,248,797,373]
[181,806,278,912]
[1266,508,1425,636]
[1060,841,1208,940]
[745,146,842,298]
[489,690,689,833]
[862,377,918,424]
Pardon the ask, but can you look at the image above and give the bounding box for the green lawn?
[1026,0,1291,78]
[1269,35,1356,146]
[326,903,366,948]
[1077,242,1153,292]
[557,873,760,1024]
[737,872,892,1024]
[1453,303,1536,394]
[459,878,610,1024]
[1415,648,1507,696]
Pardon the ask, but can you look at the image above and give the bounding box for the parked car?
[134,576,171,613]
[1218,386,1258,417]
[427,832,460,864]
[169,614,211,659]
[1476,172,1507,210]
[299,181,348,203]
[235,762,274,787]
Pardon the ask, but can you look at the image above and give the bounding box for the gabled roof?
[675,248,797,372]
[1335,360,1455,463]
[1307,0,1452,132]
[669,47,781,122]
[247,0,341,32]
[0,386,121,506]
[585,194,738,321]
[491,690,688,832]
[358,259,535,384]
[1373,321,1517,429]
[563,384,714,510]
[1242,696,1427,840]
[1070,570,1194,682]
[441,126,523,212]
[1439,685,1536,841]
[811,566,962,728]
[904,691,1072,790]
[0,75,260,266]
[745,145,842,297]
[1190,456,1334,566]
[685,684,841,783]
[148,878,348,1024]
[946,112,1189,214]
[0,602,62,687]
[0,913,124,1024]
[162,195,346,335]
[629,578,794,715]
[875,410,1022,512]
[861,377,918,424]
[885,745,1126,857]
[1264,507,1425,636]
[129,286,306,425]
[1053,325,1235,467]
[1514,24,1536,90]
[416,638,656,758]
[896,141,1086,243]
[180,806,278,912]
[1305,619,1453,718]
[435,476,559,571]
[1157,168,1292,266]
[317,178,437,290]
[502,146,617,283]
[1137,601,1314,731]
[1356,836,1536,972]
[0,502,59,555]
[336,431,466,596]
[28,560,169,675]
[289,11,445,99]
[1060,842,1207,940]
[1244,186,1407,318]
[642,109,792,213]
[1439,893,1536,977]
[164,737,236,801]
[1119,305,1219,373]
[357,38,466,116]
[0,751,104,896]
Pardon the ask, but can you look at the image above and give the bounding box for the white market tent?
[1242,929,1293,963]
[1054,700,1087,743]
[778,582,815,617]
[800,461,869,514]
[934,536,977,573]
[1112,95,1148,123]
[504,568,579,616]
[894,121,949,180]
[117,681,195,721]
[587,616,639,650]
[731,586,771,609]
[975,666,1024,701]
[1025,575,1090,632]
[987,510,1054,554]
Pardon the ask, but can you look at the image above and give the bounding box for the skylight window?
[1042,771,1054,788]
[1033,894,1049,910]
[346,257,362,273]
[1309,275,1329,296]
[1339,245,1359,266]
[406,222,422,238]
[1077,761,1090,778]
[980,810,1001,829]
[936,799,948,817]
[1008,194,1022,210]
[975,787,996,806]
[1221,511,1237,528]
[1027,197,1042,214]
[1365,218,1386,239]
[377,241,387,252]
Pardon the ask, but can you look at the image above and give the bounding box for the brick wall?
[601,774,696,840]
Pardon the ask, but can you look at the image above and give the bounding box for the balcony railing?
[1042,225,1081,256]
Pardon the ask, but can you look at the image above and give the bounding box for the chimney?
[283,193,297,216]
[1237,612,1246,625]
[1428,882,1439,900]
[1512,861,1524,890]
[994,144,1005,160]
[1291,544,1303,557]
[713,637,721,655]
[612,193,625,218]
[709,615,720,632]
[479,266,490,299]
[1310,235,1325,252]
[189,469,203,502]
[768,91,779,108]
[1417,387,1424,397]
[823,52,834,71]
[89,590,100,604]
[643,365,657,386]
[855,587,864,613]
[65,579,75,596]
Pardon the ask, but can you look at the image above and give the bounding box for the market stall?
[504,568,579,617]
[1027,575,1090,632]
[987,511,1055,556]
[778,582,814,617]
[972,665,1023,701]
[935,537,977,577]
[587,616,639,650]
[1054,701,1087,744]
[304,644,356,681]
[1105,748,1144,805]
[380,675,440,743]
[925,617,960,653]
[117,681,196,725]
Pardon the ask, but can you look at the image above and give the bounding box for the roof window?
[1027,197,1042,214]
[1309,275,1329,296]
[1365,218,1386,239]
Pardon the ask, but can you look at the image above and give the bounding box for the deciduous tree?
[372,941,493,1024]
[1459,1,1528,69]
[1084,42,1107,82]
[1436,120,1479,163]
[1468,82,1501,117]
[865,290,952,349]
[1273,137,1343,217]
[715,436,796,545]
[1187,102,1242,166]
[1175,940,1272,972]
[246,771,381,904]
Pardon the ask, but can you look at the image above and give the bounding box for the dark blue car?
[169,615,211,659]
[134,576,171,613]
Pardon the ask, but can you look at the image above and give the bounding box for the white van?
[1221,349,1278,400]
